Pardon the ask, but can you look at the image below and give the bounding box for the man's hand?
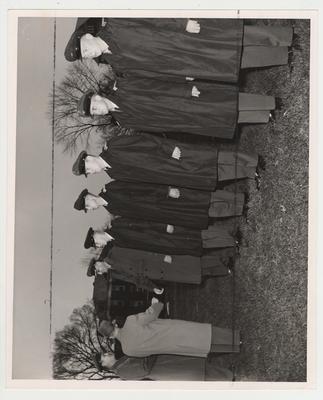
[191,85,201,97]
[186,19,200,34]
[106,215,113,229]
[164,255,172,264]
[151,297,159,304]
[112,81,118,91]
[172,146,181,160]
[169,187,180,198]
[166,224,174,234]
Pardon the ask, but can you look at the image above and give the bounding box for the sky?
[13,17,108,379]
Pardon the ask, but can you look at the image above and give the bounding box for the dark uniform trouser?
[201,225,236,249]
[208,190,244,218]
[238,93,275,124]
[201,247,235,277]
[217,150,258,182]
[241,25,293,68]
[209,326,240,353]
[205,362,233,381]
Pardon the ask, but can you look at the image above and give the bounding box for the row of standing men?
[63,18,295,378]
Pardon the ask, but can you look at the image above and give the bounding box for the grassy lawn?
[167,19,309,382]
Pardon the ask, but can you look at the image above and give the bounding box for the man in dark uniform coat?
[73,183,246,230]
[87,256,161,293]
[94,244,234,287]
[65,18,293,81]
[92,272,110,322]
[72,133,261,192]
[76,80,276,139]
[95,350,233,381]
[83,217,237,257]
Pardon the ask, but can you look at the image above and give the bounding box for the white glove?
[172,146,181,160]
[191,85,201,97]
[153,288,164,295]
[151,297,159,304]
[166,224,174,234]
[169,187,180,198]
[163,255,172,264]
[186,19,200,33]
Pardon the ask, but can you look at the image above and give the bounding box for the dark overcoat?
[112,355,205,381]
[106,77,238,138]
[99,133,218,191]
[105,245,202,284]
[96,18,243,83]
[100,180,211,229]
[92,274,109,321]
[108,217,203,256]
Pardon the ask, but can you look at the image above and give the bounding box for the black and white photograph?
[2,4,319,392]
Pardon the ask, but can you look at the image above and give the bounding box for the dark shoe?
[242,204,249,223]
[228,256,235,272]
[230,363,236,381]
[275,97,284,110]
[257,155,266,171]
[255,172,261,191]
[288,50,294,74]
[235,228,243,246]
[269,111,276,123]
[291,33,301,51]
[244,191,250,205]
[242,192,249,221]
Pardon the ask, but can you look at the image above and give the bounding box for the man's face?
[85,156,102,175]
[90,95,109,116]
[95,261,111,274]
[85,194,100,211]
[93,232,108,248]
[80,34,102,59]
[100,352,116,369]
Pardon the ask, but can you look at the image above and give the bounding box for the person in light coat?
[98,302,240,358]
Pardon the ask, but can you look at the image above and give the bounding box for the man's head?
[77,90,94,117]
[87,258,111,276]
[98,319,115,337]
[74,189,89,212]
[86,258,96,277]
[64,19,90,62]
[74,190,102,212]
[95,260,112,274]
[80,33,103,59]
[78,92,110,117]
[84,227,95,249]
[72,152,104,177]
[94,351,117,371]
[84,228,110,249]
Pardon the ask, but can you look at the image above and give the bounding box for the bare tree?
[52,302,117,380]
[49,59,123,154]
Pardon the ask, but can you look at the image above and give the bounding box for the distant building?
[92,273,151,322]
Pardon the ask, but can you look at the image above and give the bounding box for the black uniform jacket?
[106,77,238,139]
[107,217,203,257]
[96,18,243,83]
[99,133,218,191]
[100,180,211,229]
